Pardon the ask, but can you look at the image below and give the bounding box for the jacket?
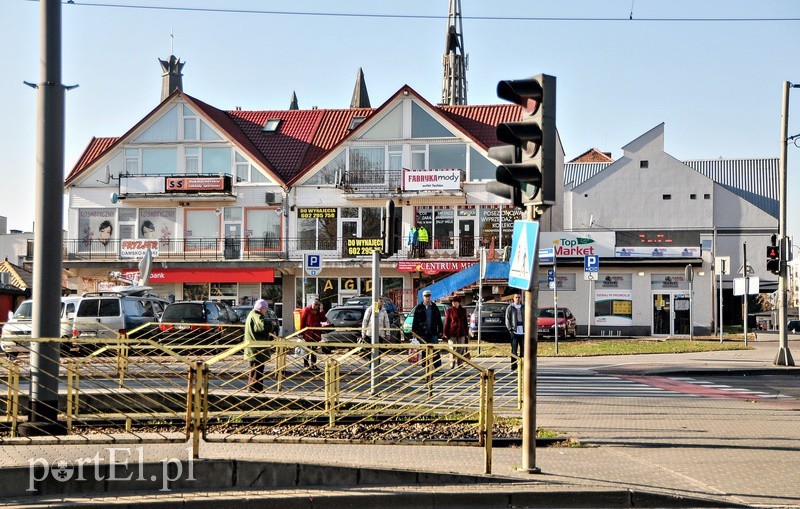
[417,227,429,242]
[505,303,525,333]
[300,305,325,341]
[362,305,390,339]
[244,309,273,361]
[443,305,468,338]
[411,302,442,339]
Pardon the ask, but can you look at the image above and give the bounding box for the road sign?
[584,271,597,281]
[305,253,322,276]
[547,269,555,283]
[508,220,540,290]
[733,277,759,296]
[584,255,599,272]
[539,247,555,264]
[737,263,754,276]
[715,256,731,275]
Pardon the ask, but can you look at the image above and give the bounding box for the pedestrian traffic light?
[767,244,780,275]
[382,199,402,256]
[487,74,557,210]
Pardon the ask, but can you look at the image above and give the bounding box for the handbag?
[407,337,421,364]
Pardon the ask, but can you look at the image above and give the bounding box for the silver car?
[1,296,82,356]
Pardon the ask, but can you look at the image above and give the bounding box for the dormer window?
[348,116,366,130]
[262,118,282,134]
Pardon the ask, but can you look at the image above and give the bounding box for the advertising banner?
[616,246,700,258]
[539,231,616,258]
[120,239,160,259]
[165,176,225,192]
[298,207,337,220]
[594,290,634,326]
[78,209,116,248]
[139,208,176,241]
[396,260,475,275]
[651,274,690,290]
[595,273,633,290]
[402,169,462,191]
[344,238,383,257]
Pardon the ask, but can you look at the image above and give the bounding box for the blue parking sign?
[305,253,322,276]
[584,255,599,272]
[547,269,555,282]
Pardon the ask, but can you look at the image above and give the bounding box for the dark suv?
[158,301,240,346]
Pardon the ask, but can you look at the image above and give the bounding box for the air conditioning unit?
[265,192,281,205]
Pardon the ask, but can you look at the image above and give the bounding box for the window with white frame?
[124,149,140,175]
[142,147,178,175]
[182,105,199,141]
[185,209,219,250]
[306,150,344,185]
[349,146,385,185]
[245,208,281,250]
[185,147,199,174]
[201,147,232,175]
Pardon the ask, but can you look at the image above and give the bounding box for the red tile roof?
[569,148,614,163]
[66,87,519,187]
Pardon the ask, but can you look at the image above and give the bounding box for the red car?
[537,308,577,338]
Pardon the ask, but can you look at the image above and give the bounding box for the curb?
[635,367,800,377]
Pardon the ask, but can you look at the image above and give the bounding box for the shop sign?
[396,260,475,275]
[165,176,225,192]
[402,169,462,191]
[616,246,700,257]
[344,238,383,257]
[121,267,274,284]
[539,231,616,258]
[595,274,632,290]
[651,274,689,290]
[120,239,160,258]
[298,207,337,220]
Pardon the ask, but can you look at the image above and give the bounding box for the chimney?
[159,55,185,101]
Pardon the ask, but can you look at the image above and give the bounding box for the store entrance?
[652,293,691,335]
[458,219,475,257]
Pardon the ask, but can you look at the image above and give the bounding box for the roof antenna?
[629,0,634,20]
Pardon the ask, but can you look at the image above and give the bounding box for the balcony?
[337,168,464,195]
[62,235,498,262]
[118,174,234,200]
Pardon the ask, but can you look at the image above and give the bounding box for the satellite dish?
[110,192,119,204]
[137,248,153,287]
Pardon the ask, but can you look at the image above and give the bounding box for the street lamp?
[774,81,798,366]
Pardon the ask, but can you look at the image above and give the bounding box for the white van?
[1,296,82,357]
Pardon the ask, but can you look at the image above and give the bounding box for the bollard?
[484,369,494,475]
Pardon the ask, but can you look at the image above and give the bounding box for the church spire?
[289,91,299,110]
[441,0,468,105]
[159,55,185,101]
[350,67,371,109]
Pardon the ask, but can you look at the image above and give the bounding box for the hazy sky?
[1,0,798,245]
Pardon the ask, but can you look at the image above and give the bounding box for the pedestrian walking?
[443,296,469,368]
[411,289,443,368]
[300,299,325,371]
[362,299,390,343]
[505,293,525,371]
[244,299,274,392]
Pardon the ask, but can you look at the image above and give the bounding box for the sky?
[1,0,798,245]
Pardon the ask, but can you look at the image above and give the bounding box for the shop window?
[184,283,209,300]
[298,208,338,251]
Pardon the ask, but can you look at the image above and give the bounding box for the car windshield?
[12,302,33,319]
[327,308,365,323]
[162,303,204,322]
[539,309,565,318]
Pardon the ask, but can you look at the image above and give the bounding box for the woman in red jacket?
[443,296,469,368]
[300,300,325,370]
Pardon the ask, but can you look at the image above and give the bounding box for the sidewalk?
[1,339,798,507]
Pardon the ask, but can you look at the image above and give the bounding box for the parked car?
[537,307,577,338]
[158,300,240,346]
[402,303,448,341]
[789,320,800,333]
[233,305,281,335]
[1,296,82,357]
[468,302,510,343]
[72,291,169,341]
[320,305,366,347]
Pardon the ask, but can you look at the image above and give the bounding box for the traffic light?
[487,74,557,209]
[767,244,780,275]
[382,199,402,256]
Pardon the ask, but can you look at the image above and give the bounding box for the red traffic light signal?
[766,245,780,275]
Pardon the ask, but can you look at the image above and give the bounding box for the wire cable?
[28,1,800,23]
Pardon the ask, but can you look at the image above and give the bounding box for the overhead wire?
[27,0,800,23]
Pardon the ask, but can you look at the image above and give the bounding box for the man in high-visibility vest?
[417,226,429,257]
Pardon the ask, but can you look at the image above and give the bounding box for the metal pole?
[719,262,724,343]
[689,275,694,341]
[370,249,380,393]
[775,81,795,365]
[743,242,748,347]
[587,278,592,338]
[477,247,484,352]
[21,0,65,436]
[520,205,540,474]
[712,227,717,336]
[553,255,558,355]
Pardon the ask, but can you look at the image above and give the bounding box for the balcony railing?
[62,235,503,262]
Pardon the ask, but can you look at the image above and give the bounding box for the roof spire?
[289,91,299,110]
[441,0,468,105]
[159,54,185,102]
[350,67,371,109]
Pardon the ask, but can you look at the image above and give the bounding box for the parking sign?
[584,255,599,281]
[305,253,322,276]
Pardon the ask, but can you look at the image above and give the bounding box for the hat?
[451,296,461,303]
[253,299,269,311]
[422,290,432,297]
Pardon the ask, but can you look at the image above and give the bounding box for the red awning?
[122,267,274,284]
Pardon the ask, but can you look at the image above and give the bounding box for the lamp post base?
[774,347,795,366]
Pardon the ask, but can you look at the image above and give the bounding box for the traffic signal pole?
[775,81,794,366]
[521,205,541,474]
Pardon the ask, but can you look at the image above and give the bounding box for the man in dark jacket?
[411,290,443,368]
[505,293,525,371]
[244,299,274,392]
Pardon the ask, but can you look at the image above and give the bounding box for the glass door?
[652,293,672,335]
[673,293,691,335]
[458,219,475,257]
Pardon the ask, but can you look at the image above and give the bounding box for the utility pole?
[20,0,66,436]
[743,242,749,347]
[521,206,541,474]
[775,81,795,366]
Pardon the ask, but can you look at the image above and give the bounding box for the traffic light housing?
[487,74,557,209]
[382,199,402,256]
[767,244,780,275]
